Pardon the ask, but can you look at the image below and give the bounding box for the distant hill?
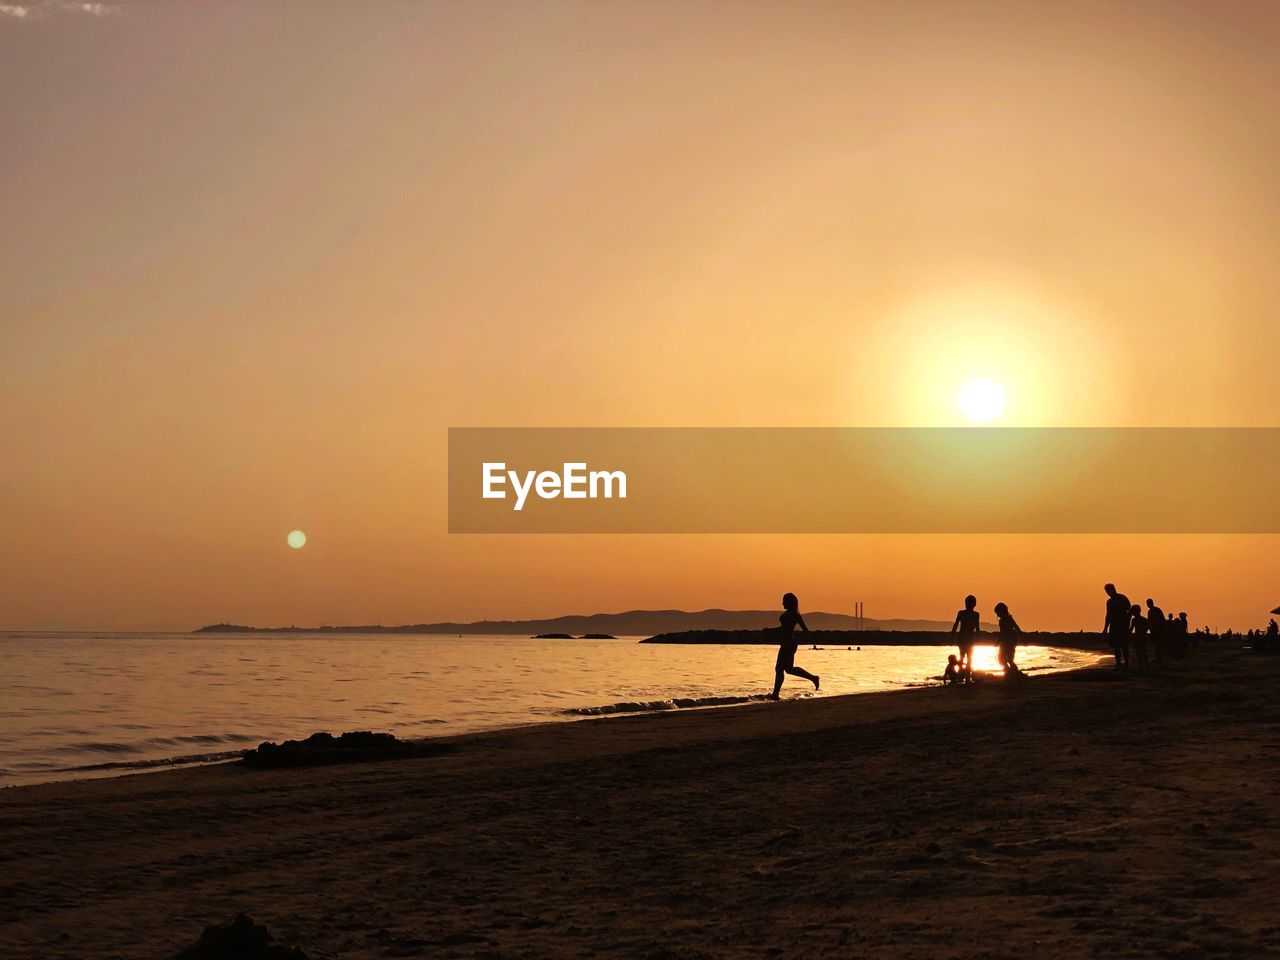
[194,609,983,637]
[642,629,1103,650]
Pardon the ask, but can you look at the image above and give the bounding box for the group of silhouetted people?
[941,594,1023,684]
[1103,583,1192,669]
[766,590,1030,697]
[1247,618,1279,654]
[763,585,1211,698]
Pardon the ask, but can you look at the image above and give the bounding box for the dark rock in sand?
[171,914,310,960]
[241,730,455,769]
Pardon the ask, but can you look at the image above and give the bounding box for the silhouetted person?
[943,654,964,685]
[1146,599,1167,664]
[768,592,819,699]
[1184,612,1198,650]
[951,594,980,671]
[1103,583,1131,669]
[1169,611,1190,660]
[994,602,1022,674]
[1129,604,1150,670]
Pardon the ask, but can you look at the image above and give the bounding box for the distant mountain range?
[195,609,985,637]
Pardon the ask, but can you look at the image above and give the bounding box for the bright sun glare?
[956,379,1006,423]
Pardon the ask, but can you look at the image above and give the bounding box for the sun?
[956,379,1006,423]
[286,530,307,549]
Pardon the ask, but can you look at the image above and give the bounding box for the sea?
[0,633,1104,786]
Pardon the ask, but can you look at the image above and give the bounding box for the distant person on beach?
[1146,599,1167,664]
[994,602,1022,674]
[768,592,820,700]
[1129,604,1150,670]
[951,594,980,671]
[943,654,964,685]
[1103,583,1132,669]
[1262,619,1280,654]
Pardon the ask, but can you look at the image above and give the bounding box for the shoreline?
[3,649,1277,958]
[3,644,1106,789]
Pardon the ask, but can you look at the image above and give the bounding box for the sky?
[3,0,1280,631]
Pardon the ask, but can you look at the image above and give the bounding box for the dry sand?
[2,648,1278,959]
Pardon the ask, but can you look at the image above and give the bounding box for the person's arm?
[798,613,809,633]
[952,612,961,634]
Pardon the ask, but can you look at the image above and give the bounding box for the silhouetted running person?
[768,592,819,699]
[1146,599,1167,665]
[1103,583,1131,669]
[951,594,980,673]
[994,602,1022,674]
[1129,604,1150,670]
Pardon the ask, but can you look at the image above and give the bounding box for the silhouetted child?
[769,592,820,699]
[1129,604,1150,669]
[943,654,964,685]
[951,594,980,672]
[994,602,1021,674]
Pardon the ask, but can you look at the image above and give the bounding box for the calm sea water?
[0,633,1103,786]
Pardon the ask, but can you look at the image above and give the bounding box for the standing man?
[1146,598,1167,665]
[1103,583,1131,669]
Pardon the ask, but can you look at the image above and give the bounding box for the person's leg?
[785,666,820,690]
[770,668,784,699]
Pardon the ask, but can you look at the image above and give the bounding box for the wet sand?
[2,648,1278,959]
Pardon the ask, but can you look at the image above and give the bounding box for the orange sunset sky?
[3,0,1279,631]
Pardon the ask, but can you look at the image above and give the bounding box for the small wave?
[564,694,772,716]
[75,741,144,755]
[145,733,259,747]
[56,748,248,775]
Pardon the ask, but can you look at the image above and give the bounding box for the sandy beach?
[3,648,1278,959]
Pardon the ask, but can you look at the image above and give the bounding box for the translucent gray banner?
[448,428,1280,533]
